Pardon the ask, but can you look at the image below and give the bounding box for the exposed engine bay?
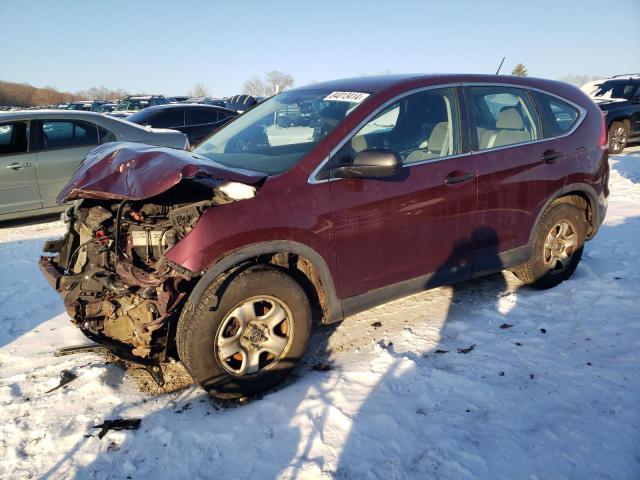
[40,179,256,360]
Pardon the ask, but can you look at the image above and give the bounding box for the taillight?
[598,111,608,149]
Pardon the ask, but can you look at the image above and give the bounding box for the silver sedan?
[0,110,189,221]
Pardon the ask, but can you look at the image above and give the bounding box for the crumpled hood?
[57,142,267,203]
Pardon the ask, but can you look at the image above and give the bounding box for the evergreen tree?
[512,64,528,76]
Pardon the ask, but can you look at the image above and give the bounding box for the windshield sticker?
[323,91,370,103]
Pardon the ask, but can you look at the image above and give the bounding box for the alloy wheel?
[543,220,578,274]
[215,295,292,376]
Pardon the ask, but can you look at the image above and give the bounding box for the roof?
[0,110,110,121]
[295,73,573,95]
[131,103,237,115]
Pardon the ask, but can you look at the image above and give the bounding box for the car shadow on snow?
[332,221,640,479]
[37,220,640,479]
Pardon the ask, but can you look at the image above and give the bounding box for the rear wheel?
[512,202,586,289]
[177,266,311,399]
[608,121,629,154]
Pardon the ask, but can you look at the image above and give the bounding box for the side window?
[466,86,540,150]
[152,110,184,128]
[346,87,460,165]
[98,125,117,144]
[533,92,580,137]
[40,120,99,149]
[0,121,29,155]
[189,108,220,125]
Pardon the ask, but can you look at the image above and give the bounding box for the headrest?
[496,107,525,130]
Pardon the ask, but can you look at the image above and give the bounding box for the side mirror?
[332,150,402,179]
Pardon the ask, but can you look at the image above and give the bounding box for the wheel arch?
[529,183,601,244]
[184,240,344,325]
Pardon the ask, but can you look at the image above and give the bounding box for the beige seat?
[480,107,531,149]
[351,134,368,153]
[404,121,451,163]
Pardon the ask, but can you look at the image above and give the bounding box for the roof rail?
[610,73,640,78]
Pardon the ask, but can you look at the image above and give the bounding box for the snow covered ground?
[1,148,639,480]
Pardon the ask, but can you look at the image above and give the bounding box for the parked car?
[93,102,118,114]
[187,96,227,108]
[126,103,237,145]
[0,110,188,221]
[169,96,190,103]
[66,100,112,113]
[66,101,92,111]
[581,74,640,153]
[41,74,608,399]
[108,95,170,118]
[225,94,258,113]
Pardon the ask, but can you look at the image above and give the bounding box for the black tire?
[608,121,629,154]
[176,266,311,399]
[511,202,586,289]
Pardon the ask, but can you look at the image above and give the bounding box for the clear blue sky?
[1,0,638,96]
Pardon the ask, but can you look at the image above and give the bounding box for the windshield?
[581,79,637,100]
[193,88,369,175]
[115,99,149,112]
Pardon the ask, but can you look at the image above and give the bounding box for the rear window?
[534,92,580,138]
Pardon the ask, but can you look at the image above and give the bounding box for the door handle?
[445,171,475,185]
[5,162,30,170]
[542,151,563,163]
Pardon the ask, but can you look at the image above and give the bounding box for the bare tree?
[264,70,294,95]
[559,73,602,87]
[188,83,210,97]
[243,71,295,97]
[511,64,528,76]
[242,75,266,96]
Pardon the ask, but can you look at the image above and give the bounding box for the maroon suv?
[40,74,609,398]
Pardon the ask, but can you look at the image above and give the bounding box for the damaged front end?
[39,143,265,363]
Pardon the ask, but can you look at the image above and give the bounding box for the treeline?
[0,80,129,107]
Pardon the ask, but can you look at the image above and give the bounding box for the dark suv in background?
[41,74,609,399]
[581,74,640,153]
[126,103,238,144]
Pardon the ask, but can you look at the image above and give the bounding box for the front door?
[328,87,477,300]
[0,120,40,215]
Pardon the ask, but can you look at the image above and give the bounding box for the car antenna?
[495,57,506,75]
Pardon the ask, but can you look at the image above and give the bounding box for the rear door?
[34,119,100,207]
[328,87,478,299]
[0,120,40,214]
[464,85,578,274]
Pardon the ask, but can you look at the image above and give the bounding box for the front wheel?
[511,202,586,289]
[176,266,311,399]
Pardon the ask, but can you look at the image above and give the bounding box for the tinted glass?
[582,79,637,100]
[40,120,99,149]
[534,92,580,137]
[189,108,220,125]
[0,121,29,154]
[151,109,184,128]
[466,86,540,150]
[346,87,460,164]
[98,125,117,143]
